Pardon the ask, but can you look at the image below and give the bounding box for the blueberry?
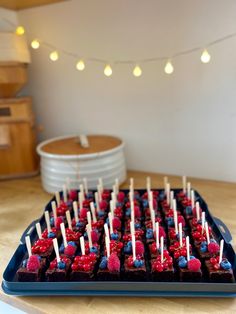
[68,241,76,247]
[90,246,98,253]
[22,259,28,267]
[134,259,144,268]
[59,243,65,253]
[48,231,56,238]
[200,245,207,253]
[98,211,105,218]
[57,261,66,269]
[190,256,195,260]
[220,259,232,270]
[146,228,153,239]
[50,217,54,226]
[111,233,119,240]
[76,221,84,227]
[124,245,132,253]
[142,200,149,208]
[126,208,131,217]
[135,222,141,229]
[178,257,187,268]
[99,257,107,269]
[185,206,192,215]
[127,241,132,247]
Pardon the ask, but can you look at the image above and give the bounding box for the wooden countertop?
[0,170,236,314]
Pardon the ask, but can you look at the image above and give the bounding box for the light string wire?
[2,17,236,67]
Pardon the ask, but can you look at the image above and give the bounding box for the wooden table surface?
[0,170,236,314]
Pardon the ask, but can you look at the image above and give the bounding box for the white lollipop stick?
[105,236,110,258]
[60,223,68,247]
[25,236,32,257]
[110,200,114,218]
[187,182,191,199]
[150,209,155,231]
[86,224,93,248]
[55,191,60,206]
[196,202,200,221]
[80,236,85,255]
[45,211,51,232]
[53,238,60,263]
[205,221,210,244]
[111,191,117,207]
[104,223,110,242]
[191,190,195,208]
[179,223,183,247]
[129,189,134,202]
[160,236,164,263]
[164,176,168,193]
[87,211,92,228]
[97,184,102,202]
[146,176,151,195]
[36,223,42,239]
[98,178,103,192]
[83,178,88,194]
[66,210,72,230]
[115,178,119,191]
[66,177,71,193]
[130,220,135,236]
[219,239,224,264]
[62,184,67,202]
[90,202,97,222]
[73,201,79,223]
[173,199,178,235]
[79,191,83,209]
[201,212,205,234]
[51,201,57,222]
[132,234,136,261]
[182,176,187,194]
[79,184,84,197]
[131,200,135,222]
[130,177,134,191]
[166,183,170,205]
[95,192,100,212]
[155,222,160,250]
[108,212,113,234]
[186,236,190,261]
[170,191,174,209]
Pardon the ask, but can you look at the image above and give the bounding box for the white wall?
[16,0,236,182]
[0,7,18,31]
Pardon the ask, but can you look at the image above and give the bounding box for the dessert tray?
[2,185,236,297]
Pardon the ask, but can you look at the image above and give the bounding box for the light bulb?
[133,65,142,77]
[50,51,59,61]
[31,39,40,49]
[164,61,174,74]
[76,60,85,71]
[201,49,211,63]
[15,26,25,36]
[104,64,112,77]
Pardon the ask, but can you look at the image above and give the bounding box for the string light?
[164,61,174,74]
[201,49,211,63]
[50,51,59,61]
[133,65,142,77]
[76,60,85,71]
[104,64,112,77]
[31,39,40,49]
[15,26,25,35]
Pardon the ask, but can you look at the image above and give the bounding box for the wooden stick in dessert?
[104,223,110,243]
[146,176,151,195]
[66,210,72,230]
[55,191,60,207]
[62,184,68,202]
[110,200,114,218]
[25,236,32,257]
[45,211,52,232]
[201,212,206,234]
[186,236,190,261]
[115,178,119,191]
[166,183,170,205]
[90,202,97,222]
[73,201,79,223]
[179,222,183,247]
[36,222,42,239]
[83,178,88,194]
[130,220,135,237]
[131,200,135,223]
[130,177,134,192]
[97,184,102,202]
[105,236,110,258]
[80,236,85,255]
[205,222,210,244]
[219,239,224,263]
[150,208,155,232]
[132,234,136,261]
[170,191,174,209]
[191,190,195,208]
[173,199,178,235]
[187,182,191,199]
[98,178,103,192]
[111,190,117,206]
[86,224,93,248]
[95,192,100,212]
[79,184,84,197]
[108,212,113,234]
[155,221,160,250]
[182,176,187,194]
[53,238,60,263]
[60,223,68,248]
[87,211,92,229]
[196,202,200,221]
[79,191,84,210]
[164,176,168,194]
[160,236,164,263]
[51,201,57,227]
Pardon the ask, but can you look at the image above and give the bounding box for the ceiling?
[0,0,66,10]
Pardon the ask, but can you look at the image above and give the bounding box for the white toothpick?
[80,236,85,255]
[110,200,114,218]
[201,212,205,234]
[66,210,72,230]
[179,223,183,247]
[115,178,119,191]
[146,176,151,195]
[45,211,51,232]
[161,236,164,263]
[150,208,155,231]
[105,236,110,258]
[182,176,187,194]
[60,223,68,247]
[164,176,168,193]
[90,202,97,222]
[53,238,60,263]
[95,192,100,212]
[51,201,57,224]
[131,200,135,222]
[166,183,170,205]
[173,199,178,235]
[79,191,83,209]
[86,224,93,248]
[25,236,32,257]
[132,234,136,261]
[104,223,110,242]
[186,236,190,261]
[83,178,88,194]
[108,212,113,234]
[130,220,135,236]
[170,191,174,209]
[87,211,92,228]
[62,184,67,202]
[73,201,79,223]
[97,184,102,202]
[205,221,210,244]
[55,191,60,207]
[187,182,191,199]
[155,222,160,250]
[191,190,195,208]
[36,222,42,239]
[219,239,224,264]
[130,177,134,191]
[196,202,200,221]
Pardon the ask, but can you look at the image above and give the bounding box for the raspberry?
[80,208,87,219]
[177,215,186,227]
[64,244,76,256]
[27,255,40,271]
[108,253,120,272]
[91,230,99,242]
[69,190,77,201]
[208,242,220,254]
[55,217,63,229]
[113,217,121,230]
[188,258,201,271]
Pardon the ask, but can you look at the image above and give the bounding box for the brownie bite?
[178,256,202,282]
[17,255,46,282]
[124,256,147,281]
[97,253,121,281]
[46,256,71,281]
[70,254,97,281]
[205,257,235,283]
[151,252,175,281]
